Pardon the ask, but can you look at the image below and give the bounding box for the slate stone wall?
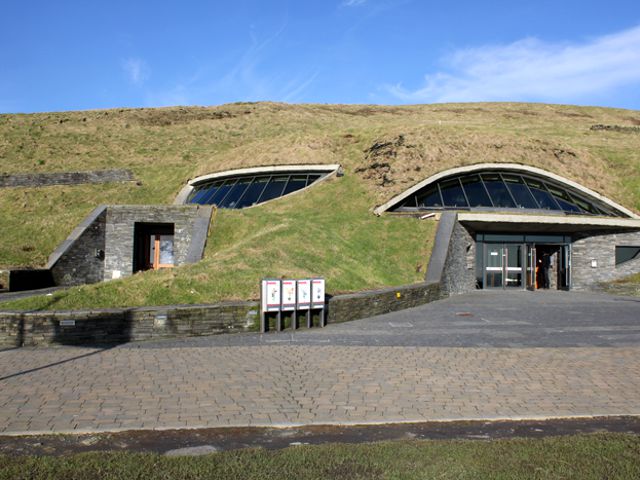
[0,302,259,347]
[50,209,107,286]
[0,170,135,188]
[103,205,212,281]
[571,229,640,290]
[440,221,477,294]
[326,282,442,324]
[0,282,444,346]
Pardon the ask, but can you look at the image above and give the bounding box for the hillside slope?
[1,102,639,309]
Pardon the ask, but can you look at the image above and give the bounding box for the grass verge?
[1,434,639,479]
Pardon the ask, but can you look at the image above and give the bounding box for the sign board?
[311,278,325,307]
[281,280,296,311]
[261,279,281,313]
[59,320,76,327]
[296,279,311,310]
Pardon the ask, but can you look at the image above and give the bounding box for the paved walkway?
[1,291,639,435]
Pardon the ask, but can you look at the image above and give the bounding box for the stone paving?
[0,291,639,435]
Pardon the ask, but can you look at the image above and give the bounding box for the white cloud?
[387,25,640,104]
[341,0,367,6]
[122,58,150,86]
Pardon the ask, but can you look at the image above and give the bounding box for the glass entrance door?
[526,244,537,290]
[484,243,524,289]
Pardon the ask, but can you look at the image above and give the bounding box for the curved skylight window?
[177,165,340,209]
[375,164,633,218]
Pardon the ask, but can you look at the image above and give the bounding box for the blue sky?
[2,0,640,113]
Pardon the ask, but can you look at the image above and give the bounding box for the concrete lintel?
[458,212,640,233]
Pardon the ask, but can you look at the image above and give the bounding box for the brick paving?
[1,344,639,435]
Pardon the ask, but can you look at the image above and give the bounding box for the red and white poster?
[281,280,296,311]
[311,278,325,307]
[296,279,311,310]
[261,279,281,313]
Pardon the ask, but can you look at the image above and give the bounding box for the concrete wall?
[0,170,135,188]
[572,230,640,290]
[103,205,212,281]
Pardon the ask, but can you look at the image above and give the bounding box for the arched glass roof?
[384,167,628,217]
[182,165,339,209]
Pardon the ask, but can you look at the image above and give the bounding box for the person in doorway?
[541,252,551,289]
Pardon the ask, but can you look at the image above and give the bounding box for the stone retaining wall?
[0,283,443,347]
[0,170,135,188]
[0,302,259,347]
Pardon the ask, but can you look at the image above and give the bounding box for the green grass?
[0,174,436,310]
[2,102,640,309]
[1,434,639,479]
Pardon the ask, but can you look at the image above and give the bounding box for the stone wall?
[50,208,107,286]
[103,205,212,281]
[0,302,259,347]
[440,221,476,294]
[571,230,640,290]
[0,282,444,347]
[327,282,442,324]
[0,170,135,188]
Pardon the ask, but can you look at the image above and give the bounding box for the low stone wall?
[327,282,442,324]
[0,170,135,188]
[0,302,259,347]
[0,283,443,347]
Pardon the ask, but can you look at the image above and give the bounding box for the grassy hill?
[1,102,640,309]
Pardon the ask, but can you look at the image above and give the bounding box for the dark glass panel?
[399,195,417,208]
[545,184,583,213]
[207,179,236,206]
[416,185,442,207]
[218,178,252,208]
[439,178,468,207]
[503,175,539,209]
[571,194,601,215]
[282,175,308,196]
[460,175,492,207]
[188,185,216,204]
[524,179,562,210]
[306,174,321,186]
[257,176,288,203]
[235,176,270,208]
[615,246,640,265]
[481,174,516,208]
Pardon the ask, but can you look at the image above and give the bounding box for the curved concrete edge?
[425,212,456,286]
[3,414,639,437]
[174,164,342,206]
[373,162,639,218]
[184,206,214,263]
[46,205,108,270]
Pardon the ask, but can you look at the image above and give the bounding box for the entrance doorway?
[133,223,175,272]
[477,234,571,290]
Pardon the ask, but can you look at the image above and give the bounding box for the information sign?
[311,278,325,307]
[296,279,311,310]
[261,279,281,313]
[281,280,296,311]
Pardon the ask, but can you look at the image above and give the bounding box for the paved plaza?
[1,291,640,435]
